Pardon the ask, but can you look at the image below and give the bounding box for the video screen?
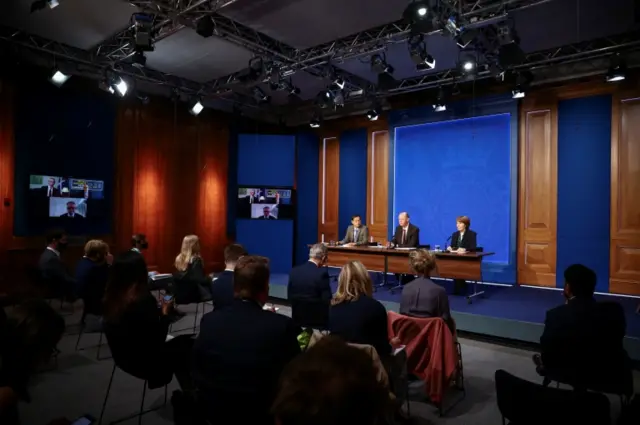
[28,175,105,219]
[236,187,295,220]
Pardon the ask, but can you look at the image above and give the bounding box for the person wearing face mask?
[37,228,76,301]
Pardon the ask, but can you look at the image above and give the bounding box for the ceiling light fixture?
[189,99,204,116]
[50,70,70,87]
[606,54,626,82]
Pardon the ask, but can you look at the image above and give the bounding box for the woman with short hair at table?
[446,216,477,295]
[329,261,398,358]
[400,249,456,334]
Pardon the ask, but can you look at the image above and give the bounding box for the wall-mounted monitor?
[236,186,295,220]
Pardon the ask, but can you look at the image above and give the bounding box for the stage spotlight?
[366,108,380,121]
[132,13,154,52]
[606,54,626,82]
[309,111,321,128]
[403,1,434,33]
[132,51,146,68]
[189,99,204,116]
[333,76,345,89]
[456,29,477,49]
[110,76,128,97]
[30,0,58,13]
[316,89,335,108]
[512,87,525,99]
[196,16,215,38]
[462,60,475,72]
[50,70,70,87]
[432,87,447,112]
[409,35,436,71]
[371,54,394,75]
[252,86,270,103]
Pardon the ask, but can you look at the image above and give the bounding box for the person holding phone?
[102,251,195,391]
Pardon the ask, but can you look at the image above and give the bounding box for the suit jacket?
[329,295,392,358]
[450,229,477,251]
[540,298,628,385]
[37,248,76,295]
[399,277,455,333]
[339,225,370,245]
[59,213,84,219]
[75,257,109,316]
[173,257,212,304]
[193,299,301,424]
[288,261,332,302]
[42,186,60,197]
[210,270,235,309]
[391,223,420,248]
[257,215,276,220]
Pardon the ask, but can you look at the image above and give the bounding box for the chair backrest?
[495,369,611,425]
[291,298,330,330]
[172,273,201,304]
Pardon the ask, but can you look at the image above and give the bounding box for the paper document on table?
[150,273,172,280]
[368,245,384,248]
[395,247,416,251]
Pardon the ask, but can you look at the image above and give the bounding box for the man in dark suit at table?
[389,212,420,248]
[193,255,300,425]
[533,264,629,389]
[339,214,369,246]
[210,243,247,309]
[42,177,60,197]
[288,243,332,328]
[447,216,477,295]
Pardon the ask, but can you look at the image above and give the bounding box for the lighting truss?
[287,29,640,119]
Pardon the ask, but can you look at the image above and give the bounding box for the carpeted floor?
[9,301,640,425]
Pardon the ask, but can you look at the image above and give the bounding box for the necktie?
[402,229,406,245]
[354,228,359,242]
[48,188,51,197]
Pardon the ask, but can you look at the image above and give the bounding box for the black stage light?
[189,99,204,116]
[132,51,146,68]
[252,86,270,103]
[31,0,58,13]
[403,0,435,33]
[371,54,394,75]
[606,54,626,82]
[409,36,436,71]
[432,87,447,112]
[133,13,154,52]
[196,16,215,38]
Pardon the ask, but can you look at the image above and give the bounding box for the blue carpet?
[269,272,640,339]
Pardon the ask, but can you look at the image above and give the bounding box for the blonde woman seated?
[174,235,211,302]
[400,249,456,334]
[329,261,394,358]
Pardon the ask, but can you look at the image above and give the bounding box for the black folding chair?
[291,298,330,330]
[495,369,611,425]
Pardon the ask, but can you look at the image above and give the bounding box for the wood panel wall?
[318,136,340,242]
[610,93,640,295]
[518,102,558,287]
[0,81,229,293]
[366,128,390,244]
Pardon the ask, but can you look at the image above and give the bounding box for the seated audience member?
[75,240,112,315]
[210,243,247,309]
[193,256,300,425]
[287,243,332,311]
[535,264,628,387]
[102,251,195,390]
[37,228,76,300]
[272,336,394,425]
[400,249,455,334]
[174,235,211,301]
[130,234,149,265]
[0,300,65,425]
[329,261,393,358]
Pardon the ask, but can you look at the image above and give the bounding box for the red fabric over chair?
[387,311,457,404]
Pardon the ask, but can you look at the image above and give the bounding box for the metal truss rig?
[387,30,640,96]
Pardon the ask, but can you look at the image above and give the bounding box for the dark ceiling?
[0,0,639,124]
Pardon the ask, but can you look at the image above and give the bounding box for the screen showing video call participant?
[257,206,277,220]
[60,201,84,219]
[43,177,60,198]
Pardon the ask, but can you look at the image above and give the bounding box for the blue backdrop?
[236,134,296,274]
[13,83,116,236]
[295,132,319,266]
[557,95,612,292]
[389,94,518,284]
[338,128,368,237]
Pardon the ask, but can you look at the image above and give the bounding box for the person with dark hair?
[0,300,65,425]
[272,336,395,425]
[447,215,478,295]
[193,255,300,425]
[131,233,149,253]
[339,214,369,246]
[534,264,628,387]
[102,251,195,391]
[37,228,76,300]
[210,243,247,309]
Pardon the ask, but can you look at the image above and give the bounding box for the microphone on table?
[445,235,451,251]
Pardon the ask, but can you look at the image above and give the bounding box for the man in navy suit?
[287,243,332,328]
[193,255,300,425]
[210,243,247,309]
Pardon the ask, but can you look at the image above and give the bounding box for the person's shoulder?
[546,303,568,320]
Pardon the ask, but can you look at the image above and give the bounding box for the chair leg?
[75,321,85,351]
[164,384,168,406]
[138,382,147,425]
[99,364,117,425]
[193,303,200,332]
[96,332,104,360]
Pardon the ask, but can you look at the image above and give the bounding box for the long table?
[324,245,494,303]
